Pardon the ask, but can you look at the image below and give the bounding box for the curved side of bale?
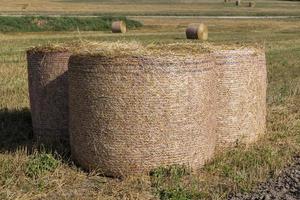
[111,21,127,33]
[27,50,71,146]
[69,53,217,177]
[186,24,208,40]
[215,48,267,150]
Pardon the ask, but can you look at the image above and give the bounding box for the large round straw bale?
[236,0,241,6]
[111,21,127,33]
[214,48,267,149]
[249,2,255,7]
[27,48,71,146]
[69,43,217,177]
[186,23,208,40]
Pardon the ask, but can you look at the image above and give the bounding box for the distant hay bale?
[186,23,208,40]
[214,48,267,149]
[27,47,71,146]
[236,0,241,6]
[249,2,255,7]
[111,21,127,33]
[68,42,217,177]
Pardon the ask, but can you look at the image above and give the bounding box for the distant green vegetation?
[0,16,142,32]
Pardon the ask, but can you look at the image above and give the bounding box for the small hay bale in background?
[236,0,241,6]
[186,23,208,40]
[249,1,255,7]
[111,20,127,33]
[68,42,217,177]
[27,47,71,146]
[214,47,267,150]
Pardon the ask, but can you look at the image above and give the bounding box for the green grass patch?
[25,153,60,178]
[0,16,142,32]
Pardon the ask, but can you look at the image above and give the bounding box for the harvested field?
[0,0,299,16]
[0,17,299,199]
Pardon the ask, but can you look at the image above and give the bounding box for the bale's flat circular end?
[186,23,208,41]
[112,21,127,33]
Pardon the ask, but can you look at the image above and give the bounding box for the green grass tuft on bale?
[0,16,142,32]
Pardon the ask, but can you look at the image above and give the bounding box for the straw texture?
[186,24,208,41]
[111,21,127,33]
[69,51,217,177]
[215,48,267,149]
[27,50,71,145]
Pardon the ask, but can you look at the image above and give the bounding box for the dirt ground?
[230,157,300,200]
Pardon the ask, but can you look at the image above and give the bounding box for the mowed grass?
[0,18,300,199]
[0,0,300,16]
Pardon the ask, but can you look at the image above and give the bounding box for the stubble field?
[0,15,299,199]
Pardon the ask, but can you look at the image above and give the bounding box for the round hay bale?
[27,47,71,146]
[69,43,217,177]
[214,48,267,149]
[111,21,127,33]
[236,0,241,6]
[249,2,255,7]
[186,23,208,40]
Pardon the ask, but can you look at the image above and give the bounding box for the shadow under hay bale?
[111,21,127,33]
[27,48,71,148]
[0,108,32,152]
[186,23,208,41]
[215,48,267,150]
[236,0,241,6]
[68,44,217,177]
